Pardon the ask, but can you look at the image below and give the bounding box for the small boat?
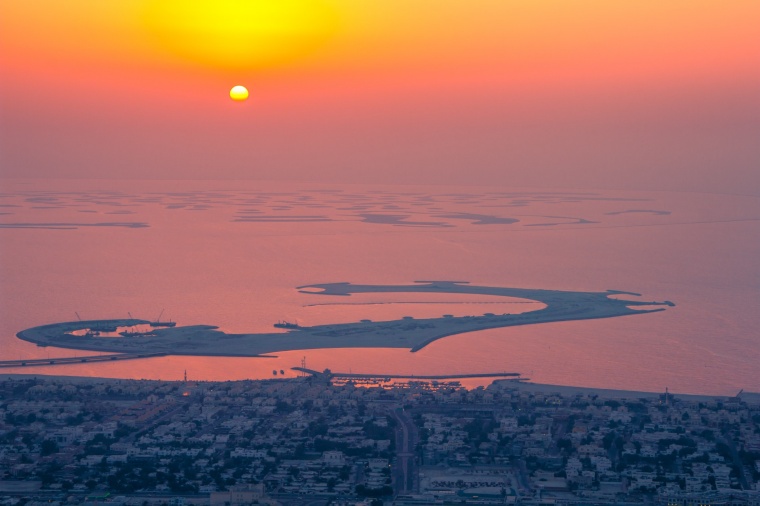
[120,331,156,337]
[274,320,300,329]
[149,321,176,328]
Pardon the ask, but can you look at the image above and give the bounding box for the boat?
[149,321,176,328]
[273,320,300,329]
[149,309,176,327]
[119,330,156,337]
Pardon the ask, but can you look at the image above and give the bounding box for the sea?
[1,179,758,395]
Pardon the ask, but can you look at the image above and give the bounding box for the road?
[0,352,166,368]
[720,435,749,489]
[391,407,418,495]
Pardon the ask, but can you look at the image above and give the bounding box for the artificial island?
[16,281,674,358]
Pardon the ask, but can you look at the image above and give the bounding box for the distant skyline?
[2,0,759,194]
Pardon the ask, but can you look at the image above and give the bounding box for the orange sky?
[1,0,759,193]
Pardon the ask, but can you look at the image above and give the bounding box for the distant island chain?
[16,281,674,359]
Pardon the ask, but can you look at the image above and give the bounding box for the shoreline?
[1,373,756,402]
[497,380,756,403]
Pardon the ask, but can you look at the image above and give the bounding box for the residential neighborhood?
[1,375,759,506]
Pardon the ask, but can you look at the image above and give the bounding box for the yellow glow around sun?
[230,85,249,101]
[140,0,339,70]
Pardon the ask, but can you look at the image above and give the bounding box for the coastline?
[498,380,758,403]
[2,373,756,403]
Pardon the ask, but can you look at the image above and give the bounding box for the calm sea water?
[1,179,758,395]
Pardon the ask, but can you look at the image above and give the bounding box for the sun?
[141,0,339,71]
[229,85,249,101]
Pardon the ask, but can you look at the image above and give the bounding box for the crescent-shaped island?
[16,281,674,357]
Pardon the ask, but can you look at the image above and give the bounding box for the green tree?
[40,439,59,456]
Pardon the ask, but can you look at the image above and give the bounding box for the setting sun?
[140,0,339,70]
[229,85,249,101]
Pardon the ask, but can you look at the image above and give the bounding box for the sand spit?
[16,281,674,357]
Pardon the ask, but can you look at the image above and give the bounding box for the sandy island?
[16,281,674,357]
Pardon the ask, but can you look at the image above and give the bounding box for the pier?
[291,367,522,381]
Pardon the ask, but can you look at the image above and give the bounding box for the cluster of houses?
[0,377,394,504]
[403,381,760,504]
[1,375,759,505]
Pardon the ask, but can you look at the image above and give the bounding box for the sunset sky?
[1,0,759,193]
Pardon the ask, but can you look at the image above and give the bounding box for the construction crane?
[75,312,82,321]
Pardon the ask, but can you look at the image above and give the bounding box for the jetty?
[292,367,522,381]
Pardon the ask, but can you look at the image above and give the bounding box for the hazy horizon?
[2,1,760,194]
